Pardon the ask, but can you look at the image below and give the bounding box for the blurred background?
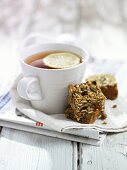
[1,0,127,58]
[0,0,127,94]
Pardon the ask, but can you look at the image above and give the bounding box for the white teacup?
[17,40,89,114]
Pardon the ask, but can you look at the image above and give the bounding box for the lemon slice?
[43,52,81,69]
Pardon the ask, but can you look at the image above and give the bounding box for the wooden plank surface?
[80,132,127,170]
[0,127,2,133]
[0,127,77,170]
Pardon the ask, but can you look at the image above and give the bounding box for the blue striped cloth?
[0,92,11,109]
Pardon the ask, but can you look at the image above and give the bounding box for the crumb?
[112,104,117,108]
[102,121,107,125]
[100,113,107,120]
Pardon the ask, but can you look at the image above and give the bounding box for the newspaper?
[0,101,105,146]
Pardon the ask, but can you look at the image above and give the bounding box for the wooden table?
[0,127,127,170]
[0,1,127,169]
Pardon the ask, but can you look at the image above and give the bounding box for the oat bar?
[86,74,118,100]
[65,81,106,124]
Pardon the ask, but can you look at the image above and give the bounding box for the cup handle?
[21,33,54,48]
[17,76,43,100]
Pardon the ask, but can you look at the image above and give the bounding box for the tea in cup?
[17,42,89,114]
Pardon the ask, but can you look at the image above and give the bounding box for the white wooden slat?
[0,127,77,170]
[72,142,78,170]
[80,132,127,170]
